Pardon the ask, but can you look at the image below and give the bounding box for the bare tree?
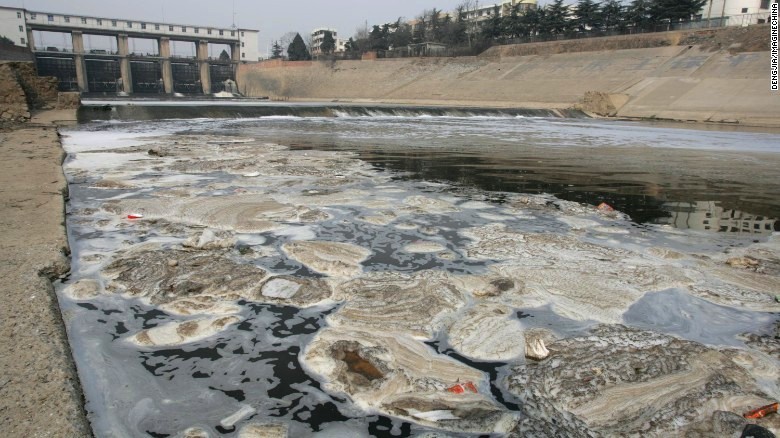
[457,0,480,47]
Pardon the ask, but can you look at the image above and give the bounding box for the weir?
[23,10,257,95]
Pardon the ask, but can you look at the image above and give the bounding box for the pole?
[720,0,728,27]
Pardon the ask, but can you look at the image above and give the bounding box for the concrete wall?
[236,25,776,126]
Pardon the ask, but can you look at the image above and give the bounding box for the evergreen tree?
[219,49,231,61]
[601,0,625,29]
[544,0,572,34]
[344,37,356,52]
[369,25,389,50]
[649,0,708,22]
[271,41,284,59]
[575,0,603,31]
[481,5,503,40]
[286,33,311,61]
[626,0,654,29]
[389,19,413,48]
[320,31,336,54]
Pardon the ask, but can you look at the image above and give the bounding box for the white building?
[0,6,29,47]
[1,6,259,61]
[661,201,776,235]
[462,0,537,22]
[700,0,777,26]
[311,27,345,56]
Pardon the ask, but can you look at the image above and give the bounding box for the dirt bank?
[237,25,776,127]
[0,111,91,437]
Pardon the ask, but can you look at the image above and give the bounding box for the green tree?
[575,0,603,31]
[344,37,356,52]
[369,25,388,50]
[389,18,413,48]
[320,30,336,54]
[219,49,230,61]
[601,0,625,30]
[286,33,311,60]
[0,35,15,45]
[481,5,503,40]
[271,41,284,59]
[546,0,572,34]
[626,0,654,29]
[649,0,707,22]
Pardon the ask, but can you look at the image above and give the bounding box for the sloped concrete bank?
[237,25,776,127]
[1,62,89,436]
[0,111,91,437]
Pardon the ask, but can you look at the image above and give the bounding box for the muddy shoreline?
[0,111,90,436]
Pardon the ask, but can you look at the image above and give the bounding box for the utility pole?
[720,0,728,27]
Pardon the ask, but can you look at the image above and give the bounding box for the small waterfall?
[78,102,588,122]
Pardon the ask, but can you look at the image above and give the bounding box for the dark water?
[63,107,780,437]
[136,110,780,234]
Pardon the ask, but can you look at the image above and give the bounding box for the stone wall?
[0,63,31,122]
[0,61,64,123]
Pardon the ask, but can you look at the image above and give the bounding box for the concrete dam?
[237,25,777,127]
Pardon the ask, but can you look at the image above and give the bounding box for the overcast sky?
[0,0,538,57]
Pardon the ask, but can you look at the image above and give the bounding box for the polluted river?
[58,103,780,437]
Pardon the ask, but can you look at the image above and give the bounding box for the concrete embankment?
[237,25,776,127]
[1,59,90,436]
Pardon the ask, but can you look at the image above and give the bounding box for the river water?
[59,106,780,437]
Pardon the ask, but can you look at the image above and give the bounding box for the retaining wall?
[236,25,776,126]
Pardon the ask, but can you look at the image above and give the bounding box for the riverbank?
[237,25,776,128]
[0,110,91,437]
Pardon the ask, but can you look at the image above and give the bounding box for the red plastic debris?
[446,381,478,394]
[127,213,144,220]
[743,402,779,419]
[597,202,614,212]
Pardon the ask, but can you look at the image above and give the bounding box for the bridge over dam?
[16,8,258,95]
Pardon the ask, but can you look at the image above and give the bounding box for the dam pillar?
[71,31,89,93]
[197,40,211,94]
[159,37,173,94]
[117,34,133,93]
[26,28,35,51]
[231,43,240,63]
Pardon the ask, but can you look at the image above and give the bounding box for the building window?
[241,31,244,36]
[112,20,117,27]
[194,28,199,34]
[207,29,212,35]
[17,11,21,19]
[231,31,235,36]
[242,52,245,58]
[48,14,54,21]
[82,17,88,24]
[127,22,133,28]
[30,14,36,20]
[20,38,25,45]
[182,27,186,32]
[155,24,160,30]
[241,42,244,47]
[169,25,174,31]
[97,19,102,25]
[219,30,224,35]
[741,7,748,12]
[141,23,146,29]
[19,25,23,32]
[761,0,770,8]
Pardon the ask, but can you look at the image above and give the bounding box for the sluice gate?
[35,57,79,91]
[26,15,244,95]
